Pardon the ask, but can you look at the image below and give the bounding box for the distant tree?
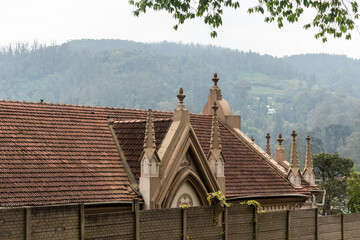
[337,132,360,165]
[347,169,360,213]
[129,0,359,41]
[314,153,354,214]
[325,124,353,153]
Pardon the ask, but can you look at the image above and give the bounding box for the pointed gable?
[111,118,172,180]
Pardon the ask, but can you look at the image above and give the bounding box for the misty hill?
[0,39,359,168]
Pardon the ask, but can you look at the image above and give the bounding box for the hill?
[0,39,359,168]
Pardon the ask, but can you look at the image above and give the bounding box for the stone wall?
[1,203,360,240]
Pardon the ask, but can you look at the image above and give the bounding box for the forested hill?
[0,39,359,169]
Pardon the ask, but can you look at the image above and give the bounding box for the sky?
[1,0,359,59]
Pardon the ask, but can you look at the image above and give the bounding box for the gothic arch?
[162,167,209,208]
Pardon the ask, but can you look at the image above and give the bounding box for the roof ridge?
[113,118,172,124]
[0,99,212,116]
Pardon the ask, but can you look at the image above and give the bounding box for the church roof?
[0,99,317,207]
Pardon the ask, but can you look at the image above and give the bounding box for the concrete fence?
[0,203,359,240]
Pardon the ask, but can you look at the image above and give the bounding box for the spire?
[305,136,313,169]
[303,136,316,186]
[290,131,300,169]
[274,133,286,163]
[288,130,302,188]
[266,133,271,156]
[143,109,156,149]
[210,102,222,150]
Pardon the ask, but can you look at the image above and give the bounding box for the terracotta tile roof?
[0,100,317,207]
[189,114,314,197]
[0,100,141,206]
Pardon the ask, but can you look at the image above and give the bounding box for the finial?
[291,130,297,139]
[277,133,283,146]
[266,133,271,142]
[40,99,44,103]
[251,136,255,142]
[304,135,316,186]
[212,101,219,114]
[210,102,222,150]
[212,73,219,86]
[177,87,185,104]
[266,133,271,156]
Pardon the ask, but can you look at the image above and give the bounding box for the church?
[0,73,323,212]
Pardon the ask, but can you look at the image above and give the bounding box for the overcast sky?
[1,0,359,59]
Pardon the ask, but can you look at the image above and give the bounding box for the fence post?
[341,213,345,240]
[182,208,188,240]
[79,204,85,240]
[315,208,319,240]
[253,205,258,240]
[223,206,228,240]
[286,210,291,240]
[25,207,31,240]
[133,199,140,240]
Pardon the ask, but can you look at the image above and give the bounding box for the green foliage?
[347,169,360,213]
[240,200,265,213]
[207,191,231,208]
[313,153,354,214]
[129,0,359,41]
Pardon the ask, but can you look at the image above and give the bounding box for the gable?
[111,119,172,179]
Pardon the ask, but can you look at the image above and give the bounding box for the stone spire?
[210,102,222,150]
[174,87,189,122]
[202,73,240,129]
[140,109,160,210]
[303,136,316,186]
[274,133,286,163]
[208,101,226,193]
[265,133,271,156]
[289,131,300,169]
[143,109,156,149]
[287,130,302,188]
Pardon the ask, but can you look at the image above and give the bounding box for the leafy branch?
[129,0,359,41]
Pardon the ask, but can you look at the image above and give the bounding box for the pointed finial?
[251,136,255,142]
[304,135,316,186]
[177,87,185,104]
[212,73,219,86]
[143,109,156,149]
[305,135,313,169]
[266,133,271,156]
[277,133,284,146]
[210,102,222,150]
[212,101,219,114]
[290,130,300,169]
